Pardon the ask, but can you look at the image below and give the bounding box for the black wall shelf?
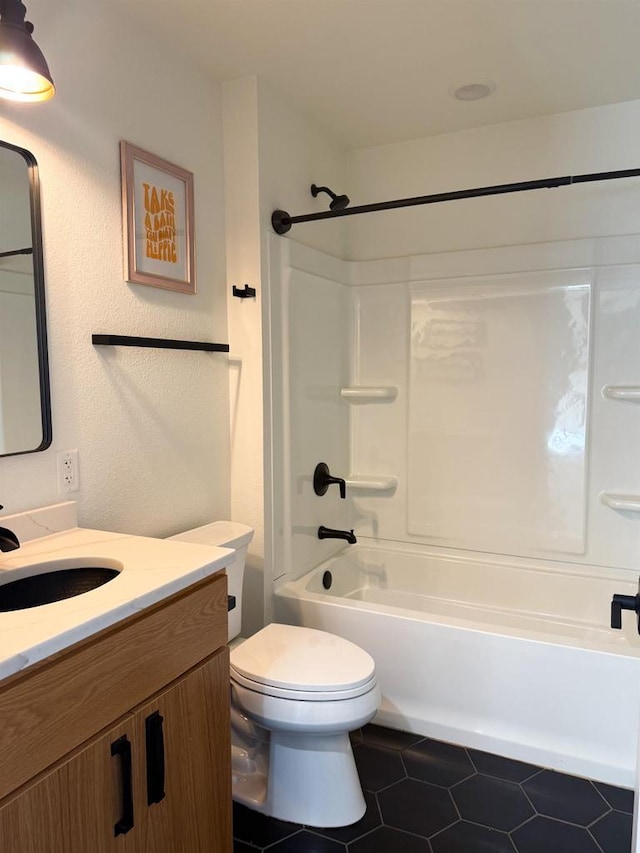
[0,247,32,259]
[92,334,229,352]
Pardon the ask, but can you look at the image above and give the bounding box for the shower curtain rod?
[271,167,640,235]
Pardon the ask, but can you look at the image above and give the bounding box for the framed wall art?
[120,141,195,293]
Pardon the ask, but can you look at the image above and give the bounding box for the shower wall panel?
[407,271,591,556]
[274,237,640,579]
[273,241,353,581]
[351,237,640,571]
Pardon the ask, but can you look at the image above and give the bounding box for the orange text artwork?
[143,182,177,264]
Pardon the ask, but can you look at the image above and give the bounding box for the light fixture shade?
[0,3,54,102]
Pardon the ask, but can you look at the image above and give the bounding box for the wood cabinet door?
[0,760,70,853]
[132,648,232,853]
[65,719,137,853]
[0,719,135,853]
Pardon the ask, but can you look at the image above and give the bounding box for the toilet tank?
[169,521,254,641]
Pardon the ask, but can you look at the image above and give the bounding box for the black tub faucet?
[313,463,346,499]
[0,506,19,552]
[318,526,357,544]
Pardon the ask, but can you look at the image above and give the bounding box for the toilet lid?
[229,623,376,693]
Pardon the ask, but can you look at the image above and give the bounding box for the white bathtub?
[274,541,640,787]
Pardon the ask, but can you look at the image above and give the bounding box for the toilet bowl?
[169,521,380,828]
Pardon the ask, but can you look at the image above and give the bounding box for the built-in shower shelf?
[340,386,398,401]
[602,386,640,402]
[345,475,398,492]
[600,493,640,513]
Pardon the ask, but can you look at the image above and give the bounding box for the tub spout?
[318,526,357,544]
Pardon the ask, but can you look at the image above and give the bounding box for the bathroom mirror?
[0,141,51,456]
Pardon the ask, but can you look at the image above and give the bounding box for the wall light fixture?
[0,0,54,102]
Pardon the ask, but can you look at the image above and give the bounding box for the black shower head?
[329,193,350,211]
[311,183,350,212]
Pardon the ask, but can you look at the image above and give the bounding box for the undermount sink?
[0,558,122,612]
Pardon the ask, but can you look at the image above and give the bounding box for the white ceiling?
[118,0,640,149]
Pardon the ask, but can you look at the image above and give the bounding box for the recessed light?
[450,79,497,101]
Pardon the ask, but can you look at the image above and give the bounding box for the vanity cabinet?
[0,571,231,853]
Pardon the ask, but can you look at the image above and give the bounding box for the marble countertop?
[0,503,234,681]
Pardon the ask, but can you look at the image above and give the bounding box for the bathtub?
[274,541,640,787]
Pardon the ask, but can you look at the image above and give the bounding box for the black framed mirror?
[0,140,51,456]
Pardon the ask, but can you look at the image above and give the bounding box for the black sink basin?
[0,567,120,612]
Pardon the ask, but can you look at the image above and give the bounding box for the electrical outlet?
[56,449,80,494]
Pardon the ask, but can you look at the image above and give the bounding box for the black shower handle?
[313,463,346,499]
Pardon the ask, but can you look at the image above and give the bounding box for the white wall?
[223,77,347,631]
[0,1,231,535]
[223,77,264,634]
[347,100,640,259]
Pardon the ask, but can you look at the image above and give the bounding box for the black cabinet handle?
[145,711,166,805]
[111,735,134,835]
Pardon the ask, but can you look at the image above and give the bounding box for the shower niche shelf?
[600,493,640,513]
[340,386,397,401]
[602,386,640,402]
[345,475,398,492]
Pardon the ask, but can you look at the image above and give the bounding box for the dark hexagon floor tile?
[233,801,301,847]
[452,774,534,831]
[348,826,431,852]
[522,770,608,825]
[267,830,347,852]
[590,809,633,853]
[512,816,603,853]
[352,742,406,791]
[403,738,476,788]
[350,728,364,745]
[233,842,257,853]
[312,789,381,843]
[593,781,635,815]
[467,749,541,783]
[431,820,517,853]
[378,778,457,838]
[361,723,425,750]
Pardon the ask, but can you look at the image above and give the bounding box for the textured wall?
[223,77,348,630]
[0,1,230,535]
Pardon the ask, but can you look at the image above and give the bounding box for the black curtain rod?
[271,167,640,235]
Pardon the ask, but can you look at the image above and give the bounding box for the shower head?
[311,183,350,212]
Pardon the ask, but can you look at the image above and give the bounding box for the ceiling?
[118,0,640,149]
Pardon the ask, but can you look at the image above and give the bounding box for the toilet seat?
[232,678,381,735]
[230,666,378,701]
[230,623,376,698]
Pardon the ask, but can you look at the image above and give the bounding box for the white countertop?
[0,503,234,681]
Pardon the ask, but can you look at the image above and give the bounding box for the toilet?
[170,521,380,828]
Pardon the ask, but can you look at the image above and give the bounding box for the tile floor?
[233,724,634,853]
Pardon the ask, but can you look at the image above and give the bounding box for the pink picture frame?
[120,141,195,294]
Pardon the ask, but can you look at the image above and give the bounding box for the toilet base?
[233,730,366,828]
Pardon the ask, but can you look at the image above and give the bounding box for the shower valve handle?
[313,463,346,499]
[611,593,640,632]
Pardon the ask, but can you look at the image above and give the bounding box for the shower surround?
[268,233,640,785]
